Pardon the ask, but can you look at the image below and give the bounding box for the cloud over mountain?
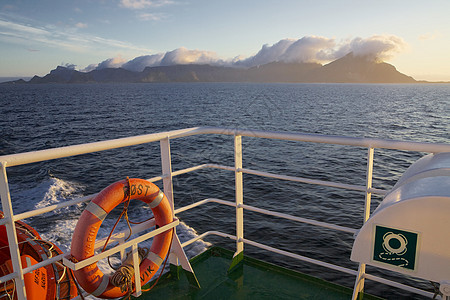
[334,35,406,62]
[159,47,223,66]
[237,36,336,67]
[81,35,407,72]
[121,54,164,72]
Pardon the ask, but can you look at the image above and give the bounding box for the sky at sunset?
[1,0,449,81]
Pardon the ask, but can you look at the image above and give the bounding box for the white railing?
[1,127,449,299]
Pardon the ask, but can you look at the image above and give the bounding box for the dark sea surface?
[0,83,449,299]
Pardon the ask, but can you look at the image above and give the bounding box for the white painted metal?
[180,231,237,248]
[170,234,197,274]
[160,137,174,213]
[160,137,179,269]
[364,147,375,223]
[63,219,179,270]
[1,127,449,299]
[2,127,449,168]
[240,203,358,234]
[240,167,387,195]
[0,163,26,299]
[234,134,244,256]
[131,244,142,297]
[352,147,375,300]
[160,137,199,277]
[180,229,439,299]
[352,152,450,283]
[364,273,436,298]
[174,198,236,214]
[243,238,359,276]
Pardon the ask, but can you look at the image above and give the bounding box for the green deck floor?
[137,247,382,300]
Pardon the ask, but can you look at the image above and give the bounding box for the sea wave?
[34,177,85,210]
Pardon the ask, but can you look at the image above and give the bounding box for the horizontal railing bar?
[172,164,235,177]
[181,231,236,248]
[2,127,448,168]
[171,164,388,197]
[21,253,65,275]
[368,187,387,195]
[7,194,97,224]
[64,219,179,270]
[196,127,450,153]
[93,219,156,250]
[0,164,231,225]
[2,219,157,283]
[243,238,358,276]
[174,198,236,214]
[146,175,165,182]
[240,204,358,234]
[0,162,386,226]
[179,208,433,299]
[204,164,236,172]
[0,271,18,284]
[2,175,164,224]
[0,127,204,167]
[364,273,435,298]
[172,164,210,177]
[181,232,358,280]
[240,168,388,195]
[175,198,357,234]
[174,198,235,215]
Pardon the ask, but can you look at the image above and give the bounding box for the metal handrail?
[1,127,449,167]
[1,127,448,299]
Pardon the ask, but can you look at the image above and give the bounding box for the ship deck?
[139,247,382,300]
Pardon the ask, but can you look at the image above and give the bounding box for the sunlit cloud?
[237,36,336,67]
[120,0,174,9]
[121,53,165,71]
[160,47,222,65]
[336,35,407,62]
[89,34,407,73]
[83,56,127,71]
[235,35,407,67]
[75,22,88,28]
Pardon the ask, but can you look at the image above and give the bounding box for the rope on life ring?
[70,178,174,299]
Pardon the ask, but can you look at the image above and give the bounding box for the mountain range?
[8,53,417,84]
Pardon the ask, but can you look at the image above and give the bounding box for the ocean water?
[0,82,449,299]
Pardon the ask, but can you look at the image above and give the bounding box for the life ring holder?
[70,178,174,298]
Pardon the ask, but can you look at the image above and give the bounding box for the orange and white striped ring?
[70,178,173,298]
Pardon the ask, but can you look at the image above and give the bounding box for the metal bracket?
[169,233,201,288]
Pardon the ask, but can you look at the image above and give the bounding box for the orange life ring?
[70,178,173,298]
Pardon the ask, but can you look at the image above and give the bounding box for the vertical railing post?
[160,137,200,288]
[0,162,27,299]
[234,134,244,254]
[228,134,244,273]
[131,243,142,297]
[352,147,374,300]
[160,137,176,266]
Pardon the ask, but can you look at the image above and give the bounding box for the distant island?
[5,53,420,84]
